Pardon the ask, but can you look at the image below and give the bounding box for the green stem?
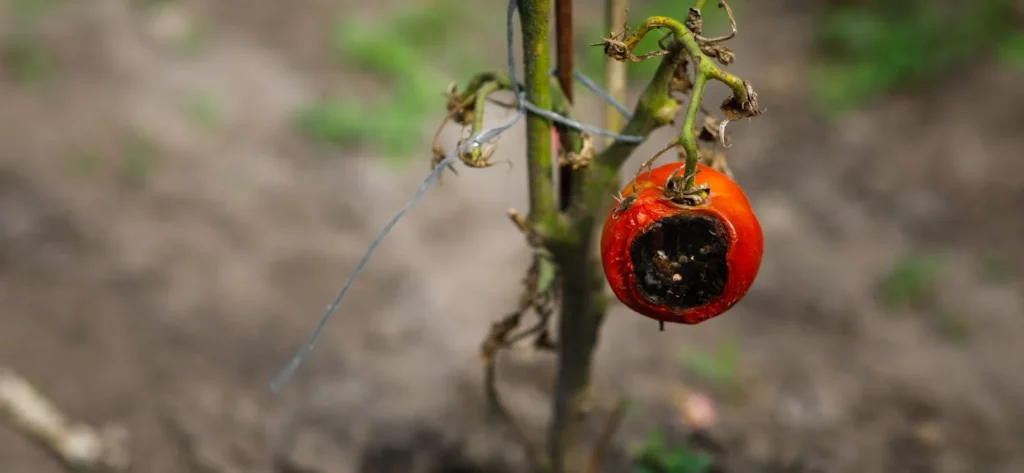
[619,16,748,104]
[590,47,684,175]
[513,3,756,473]
[459,71,582,184]
[470,81,502,159]
[461,71,575,116]
[614,12,753,194]
[518,0,558,229]
[679,71,707,189]
[545,47,683,473]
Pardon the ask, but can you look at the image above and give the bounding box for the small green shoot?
[932,308,971,342]
[12,0,66,18]
[880,253,944,311]
[134,0,178,9]
[682,340,740,390]
[2,34,53,84]
[183,92,220,129]
[174,23,211,57]
[978,251,1013,284]
[632,431,713,473]
[296,0,489,165]
[578,0,741,86]
[121,132,155,188]
[997,33,1024,69]
[67,150,99,178]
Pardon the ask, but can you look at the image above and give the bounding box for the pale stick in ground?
[0,367,130,471]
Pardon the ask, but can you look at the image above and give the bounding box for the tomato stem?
[469,81,502,160]
[465,2,762,473]
[546,18,684,473]
[617,16,750,106]
[518,0,558,229]
[679,71,708,190]
[606,5,761,192]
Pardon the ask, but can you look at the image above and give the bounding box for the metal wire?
[573,69,633,120]
[270,0,648,391]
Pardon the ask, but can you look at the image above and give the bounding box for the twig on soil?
[584,397,629,473]
[481,257,558,472]
[0,367,130,472]
[160,414,224,473]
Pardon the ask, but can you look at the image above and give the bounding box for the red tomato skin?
[600,163,763,324]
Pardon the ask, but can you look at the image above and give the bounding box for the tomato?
[600,163,763,325]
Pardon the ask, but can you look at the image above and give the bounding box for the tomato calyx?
[664,165,710,206]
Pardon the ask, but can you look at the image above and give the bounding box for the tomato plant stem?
[546,35,684,473]
[603,0,628,146]
[679,72,708,189]
[511,1,758,472]
[554,0,574,212]
[518,0,557,229]
[611,11,760,192]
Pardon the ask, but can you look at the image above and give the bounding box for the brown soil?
[2,1,1022,472]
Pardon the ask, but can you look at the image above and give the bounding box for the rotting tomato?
[600,162,763,326]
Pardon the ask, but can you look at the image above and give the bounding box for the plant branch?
[545,46,684,473]
[554,0,576,212]
[518,0,558,229]
[597,2,762,194]
[481,251,560,473]
[457,4,763,473]
[440,71,581,176]
[585,398,629,473]
[679,72,708,189]
[603,0,629,145]
[0,368,130,471]
[591,46,685,179]
[554,0,574,103]
[483,314,550,471]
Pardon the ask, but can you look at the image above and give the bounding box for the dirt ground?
[2,1,1023,472]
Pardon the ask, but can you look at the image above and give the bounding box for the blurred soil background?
[2,0,1024,472]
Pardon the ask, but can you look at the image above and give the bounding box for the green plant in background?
[682,340,741,391]
[67,149,99,178]
[633,431,712,473]
[979,251,1013,284]
[134,0,211,56]
[813,0,1023,113]
[933,308,971,342]
[121,131,156,188]
[11,0,66,18]
[578,0,740,85]
[880,253,944,311]
[879,253,973,341]
[1,34,53,83]
[295,0,489,165]
[997,32,1024,67]
[3,0,67,84]
[183,92,220,129]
